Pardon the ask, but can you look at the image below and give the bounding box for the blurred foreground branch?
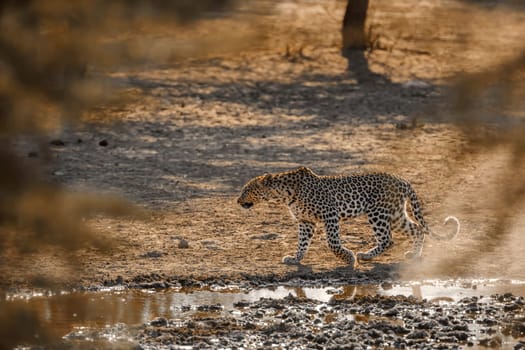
[0,0,265,285]
[452,51,525,150]
[0,1,258,345]
[442,44,525,274]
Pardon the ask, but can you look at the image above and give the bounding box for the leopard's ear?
[297,166,313,175]
[262,173,272,185]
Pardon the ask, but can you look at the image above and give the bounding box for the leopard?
[237,166,460,269]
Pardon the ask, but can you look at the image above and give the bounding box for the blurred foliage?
[0,0,244,133]
[366,0,525,274]
[443,50,525,273]
[0,1,254,347]
[365,0,525,273]
[452,51,525,147]
[0,0,272,263]
[0,301,52,350]
[0,0,276,281]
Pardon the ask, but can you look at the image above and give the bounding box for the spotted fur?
[237,167,460,269]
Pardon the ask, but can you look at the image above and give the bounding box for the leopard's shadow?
[276,260,403,284]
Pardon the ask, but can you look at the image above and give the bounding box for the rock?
[437,316,451,326]
[368,329,382,339]
[497,293,514,302]
[479,336,503,347]
[437,330,469,341]
[314,335,328,344]
[197,304,223,312]
[406,330,429,340]
[381,281,393,290]
[230,331,244,341]
[452,324,469,332]
[139,281,167,289]
[233,300,251,308]
[178,239,189,249]
[402,79,431,89]
[436,335,459,343]
[305,308,318,315]
[261,322,289,334]
[391,325,411,335]
[141,251,164,258]
[50,139,65,146]
[382,307,399,317]
[480,317,498,326]
[417,319,439,330]
[504,302,521,312]
[99,139,108,146]
[150,317,168,327]
[503,322,525,337]
[251,233,279,240]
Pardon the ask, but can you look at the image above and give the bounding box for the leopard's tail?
[407,186,460,241]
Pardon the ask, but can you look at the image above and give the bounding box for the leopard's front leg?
[283,221,314,265]
[324,215,356,269]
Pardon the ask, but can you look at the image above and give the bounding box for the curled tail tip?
[444,215,459,225]
[444,215,460,239]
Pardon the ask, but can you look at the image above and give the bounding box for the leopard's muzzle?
[241,202,253,209]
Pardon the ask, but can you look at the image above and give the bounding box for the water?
[5,279,525,347]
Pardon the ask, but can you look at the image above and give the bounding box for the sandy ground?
[3,0,525,290]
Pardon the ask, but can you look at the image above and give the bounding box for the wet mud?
[138,292,525,350]
[7,280,525,349]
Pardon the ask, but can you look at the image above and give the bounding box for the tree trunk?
[342,0,378,81]
[342,0,369,51]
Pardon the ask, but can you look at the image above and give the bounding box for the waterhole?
[6,279,525,348]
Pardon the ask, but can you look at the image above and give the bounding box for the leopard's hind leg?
[392,206,424,259]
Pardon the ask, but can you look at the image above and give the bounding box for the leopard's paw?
[357,252,373,262]
[282,256,300,265]
[404,251,422,260]
[346,258,357,270]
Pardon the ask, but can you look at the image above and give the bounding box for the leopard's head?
[237,174,273,209]
[238,167,314,209]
